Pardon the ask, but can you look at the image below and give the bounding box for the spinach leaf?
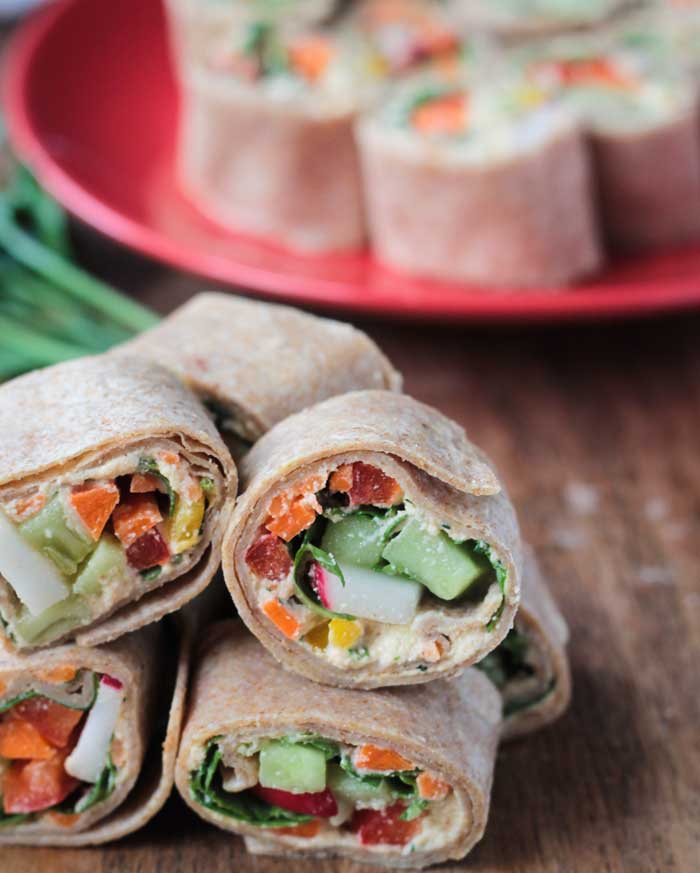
[140,566,162,582]
[473,540,508,631]
[476,628,532,690]
[137,457,176,516]
[74,757,118,813]
[288,734,339,760]
[0,807,32,828]
[400,797,429,821]
[190,741,312,828]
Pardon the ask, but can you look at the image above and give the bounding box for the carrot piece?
[0,717,55,760]
[290,36,333,81]
[353,744,414,773]
[112,493,163,547]
[416,771,450,801]
[413,93,467,135]
[276,819,321,838]
[10,493,46,522]
[160,452,179,465]
[69,482,120,541]
[262,599,301,641]
[48,811,80,828]
[36,665,77,684]
[328,464,353,493]
[265,500,317,542]
[130,473,160,493]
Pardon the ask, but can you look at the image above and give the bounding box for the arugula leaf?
[288,734,339,760]
[0,808,32,827]
[400,798,429,821]
[473,540,508,631]
[74,757,117,813]
[292,526,354,621]
[0,671,98,713]
[137,457,176,516]
[190,741,312,827]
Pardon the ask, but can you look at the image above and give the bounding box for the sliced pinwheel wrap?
[222,390,522,689]
[0,355,236,650]
[117,293,401,450]
[0,619,190,845]
[476,546,571,740]
[175,620,501,867]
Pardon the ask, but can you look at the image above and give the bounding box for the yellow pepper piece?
[329,618,362,649]
[166,495,205,555]
[305,622,329,649]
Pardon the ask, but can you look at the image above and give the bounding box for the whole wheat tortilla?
[500,546,571,741]
[0,354,237,649]
[117,293,401,444]
[357,113,602,287]
[223,390,522,688]
[0,615,190,845]
[175,620,501,868]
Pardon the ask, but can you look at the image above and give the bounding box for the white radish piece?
[0,510,69,616]
[313,562,422,625]
[65,675,123,783]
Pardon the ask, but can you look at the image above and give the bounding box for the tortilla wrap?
[478,546,571,741]
[0,616,190,845]
[223,390,522,688]
[0,355,236,650]
[175,620,501,867]
[117,292,401,445]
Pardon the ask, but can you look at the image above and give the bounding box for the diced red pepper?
[246,531,293,580]
[349,463,403,507]
[112,493,162,547]
[126,527,170,570]
[11,697,84,749]
[252,785,338,818]
[2,749,80,814]
[350,803,423,846]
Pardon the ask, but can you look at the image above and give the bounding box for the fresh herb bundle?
[0,156,159,382]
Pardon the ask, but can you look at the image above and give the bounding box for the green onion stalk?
[0,152,160,382]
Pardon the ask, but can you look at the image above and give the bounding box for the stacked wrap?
[0,619,190,845]
[175,620,502,867]
[0,355,236,650]
[223,390,521,688]
[117,292,401,446]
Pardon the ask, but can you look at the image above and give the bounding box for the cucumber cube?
[20,496,95,577]
[259,740,327,794]
[327,763,393,805]
[382,518,491,601]
[321,514,387,568]
[15,595,90,645]
[74,534,127,596]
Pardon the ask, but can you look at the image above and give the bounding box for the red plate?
[4,0,700,321]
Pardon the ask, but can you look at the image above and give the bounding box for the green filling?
[19,495,94,576]
[259,740,327,793]
[14,595,90,645]
[137,457,175,516]
[292,524,353,621]
[74,534,126,596]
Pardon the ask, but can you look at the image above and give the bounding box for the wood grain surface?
[2,243,698,872]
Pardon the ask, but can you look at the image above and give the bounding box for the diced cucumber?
[258,740,327,794]
[382,518,491,601]
[327,763,393,805]
[14,595,90,645]
[19,496,95,577]
[321,514,387,568]
[74,534,126,596]
[164,495,205,556]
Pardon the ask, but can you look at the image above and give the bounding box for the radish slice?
[0,510,70,616]
[313,562,422,625]
[64,675,123,783]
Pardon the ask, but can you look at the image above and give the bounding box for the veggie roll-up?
[476,546,571,741]
[175,620,501,867]
[222,390,521,688]
[171,12,375,252]
[0,355,235,650]
[357,71,602,287]
[117,292,401,448]
[0,621,188,844]
[519,39,700,249]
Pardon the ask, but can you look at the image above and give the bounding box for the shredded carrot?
[290,36,333,81]
[262,599,302,641]
[130,473,160,493]
[0,680,5,695]
[10,493,46,522]
[353,744,414,773]
[328,464,353,493]
[417,772,450,800]
[36,665,77,684]
[112,493,163,547]
[48,811,80,828]
[69,482,120,541]
[412,94,467,135]
[0,717,55,760]
[265,475,324,542]
[277,819,321,838]
[160,452,179,466]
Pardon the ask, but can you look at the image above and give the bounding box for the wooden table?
[3,243,699,872]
